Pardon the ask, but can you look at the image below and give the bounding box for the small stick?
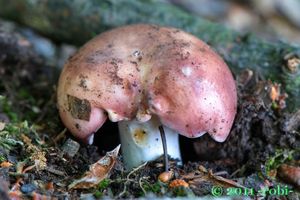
[159,125,169,172]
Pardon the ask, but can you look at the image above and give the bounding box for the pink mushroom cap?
[57,24,237,143]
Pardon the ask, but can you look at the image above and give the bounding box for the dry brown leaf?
[269,83,280,102]
[68,145,120,190]
[184,165,247,190]
[198,166,246,189]
[207,168,247,189]
[0,161,13,168]
[267,82,287,110]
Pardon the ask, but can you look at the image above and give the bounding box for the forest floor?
[0,21,299,200]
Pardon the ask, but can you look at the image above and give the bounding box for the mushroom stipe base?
[118,116,182,170]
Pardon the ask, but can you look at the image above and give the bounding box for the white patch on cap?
[181,66,193,76]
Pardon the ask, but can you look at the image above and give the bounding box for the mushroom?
[57,24,237,170]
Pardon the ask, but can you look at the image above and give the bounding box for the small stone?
[21,183,37,194]
[80,193,96,200]
[61,138,80,157]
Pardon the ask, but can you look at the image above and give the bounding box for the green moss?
[142,181,163,194]
[0,87,44,122]
[170,186,195,197]
[0,121,28,150]
[98,179,110,190]
[264,149,295,178]
[94,179,111,198]
[93,190,103,199]
[0,155,6,162]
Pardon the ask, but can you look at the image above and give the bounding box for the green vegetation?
[142,181,163,194]
[94,179,111,198]
[264,149,295,178]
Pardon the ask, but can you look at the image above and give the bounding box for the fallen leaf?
[269,83,280,102]
[267,82,287,110]
[68,145,120,189]
[0,161,13,168]
[183,165,247,191]
[207,168,247,189]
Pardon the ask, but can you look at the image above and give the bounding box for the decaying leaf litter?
[0,21,299,199]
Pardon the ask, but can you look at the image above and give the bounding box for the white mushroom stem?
[118,116,182,170]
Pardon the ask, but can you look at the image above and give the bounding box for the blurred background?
[2,0,300,68]
[169,0,300,44]
[2,0,300,69]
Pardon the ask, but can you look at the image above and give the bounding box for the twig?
[45,166,65,176]
[159,125,169,172]
[139,176,150,195]
[118,162,147,198]
[53,128,67,144]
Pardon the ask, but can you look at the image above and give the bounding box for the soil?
[0,24,299,200]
